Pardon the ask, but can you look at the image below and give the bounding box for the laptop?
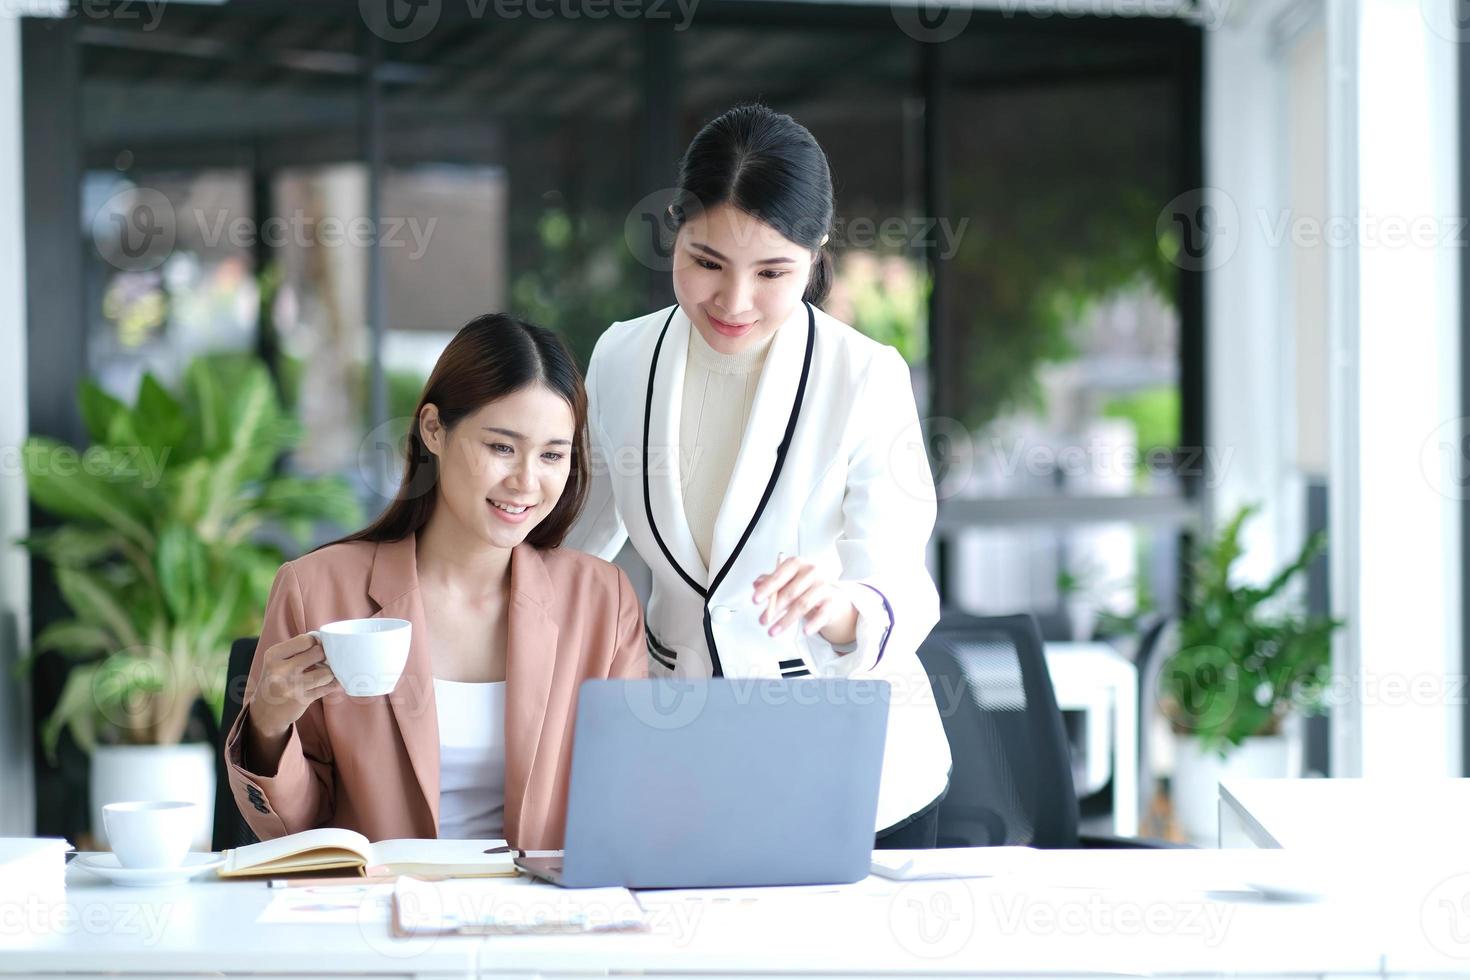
[514,677,890,889]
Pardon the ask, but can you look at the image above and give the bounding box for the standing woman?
[568,105,951,847]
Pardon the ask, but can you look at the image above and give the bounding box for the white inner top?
[433,677,507,841]
[680,323,776,566]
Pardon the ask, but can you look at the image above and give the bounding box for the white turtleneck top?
[679,324,777,567]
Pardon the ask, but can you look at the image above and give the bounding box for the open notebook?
[219,828,518,879]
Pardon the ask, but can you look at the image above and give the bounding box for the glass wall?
[933,27,1196,638]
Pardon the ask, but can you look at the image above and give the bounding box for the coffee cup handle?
[308,630,322,646]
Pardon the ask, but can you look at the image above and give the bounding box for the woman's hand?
[244,633,342,766]
[752,556,859,647]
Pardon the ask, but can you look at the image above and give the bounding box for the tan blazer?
[222,534,647,849]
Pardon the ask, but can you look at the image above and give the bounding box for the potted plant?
[1160,503,1342,842]
[19,354,361,849]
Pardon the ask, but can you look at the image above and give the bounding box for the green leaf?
[17,527,122,568]
[23,437,155,548]
[34,621,115,660]
[254,477,364,535]
[54,566,141,649]
[40,663,100,763]
[196,367,287,535]
[77,382,128,446]
[166,458,214,525]
[184,358,225,456]
[1162,502,1345,749]
[131,373,188,463]
[155,523,208,622]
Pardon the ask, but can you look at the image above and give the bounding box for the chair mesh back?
[212,637,261,851]
[919,612,1080,849]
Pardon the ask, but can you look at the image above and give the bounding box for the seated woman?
[223,314,647,849]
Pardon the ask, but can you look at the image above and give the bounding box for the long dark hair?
[330,314,590,551]
[670,104,835,307]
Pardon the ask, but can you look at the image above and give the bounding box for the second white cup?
[309,618,412,698]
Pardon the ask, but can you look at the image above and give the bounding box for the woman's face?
[672,203,815,355]
[420,383,576,551]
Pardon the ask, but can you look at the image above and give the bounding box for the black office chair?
[210,636,261,852]
[919,611,1185,849]
[1130,615,1171,824]
[1079,614,1171,831]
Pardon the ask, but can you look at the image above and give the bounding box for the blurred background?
[0,0,1461,849]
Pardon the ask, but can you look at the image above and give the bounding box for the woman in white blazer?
[567,104,952,847]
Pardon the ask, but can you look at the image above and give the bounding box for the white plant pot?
[1171,733,1292,846]
[91,743,216,853]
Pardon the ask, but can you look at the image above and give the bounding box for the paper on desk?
[393,874,647,935]
[256,882,395,924]
[871,846,1040,880]
[1007,849,1335,899]
[874,848,1334,900]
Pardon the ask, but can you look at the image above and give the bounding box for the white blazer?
[567,301,952,833]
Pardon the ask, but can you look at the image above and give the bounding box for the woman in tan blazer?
[223,314,647,850]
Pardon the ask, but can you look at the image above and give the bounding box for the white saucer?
[75,852,225,887]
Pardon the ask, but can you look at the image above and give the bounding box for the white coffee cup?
[309,618,412,698]
[102,800,197,869]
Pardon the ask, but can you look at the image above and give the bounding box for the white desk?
[0,849,1388,978]
[1219,776,1470,851]
[1219,777,1470,975]
[1045,642,1139,836]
